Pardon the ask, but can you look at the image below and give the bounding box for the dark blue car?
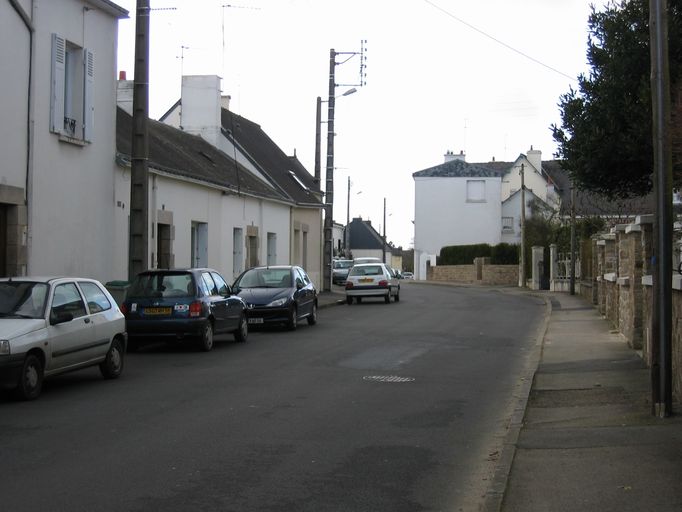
[232,265,317,330]
[122,268,248,351]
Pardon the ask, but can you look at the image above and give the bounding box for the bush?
[490,243,519,264]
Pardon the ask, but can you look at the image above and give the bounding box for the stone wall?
[429,265,475,283]
[428,263,518,286]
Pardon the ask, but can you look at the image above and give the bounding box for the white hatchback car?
[0,277,127,400]
[345,263,400,304]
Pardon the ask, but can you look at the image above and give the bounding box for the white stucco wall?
[24,0,123,281]
[414,176,502,258]
[113,169,291,283]
[501,155,549,203]
[1,1,31,194]
[291,207,323,288]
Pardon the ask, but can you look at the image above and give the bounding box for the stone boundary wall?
[589,215,682,403]
[427,263,518,286]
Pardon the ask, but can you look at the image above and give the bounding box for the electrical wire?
[422,0,577,82]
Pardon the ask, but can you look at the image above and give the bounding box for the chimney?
[180,75,222,147]
[444,149,466,163]
[527,146,542,172]
[116,71,134,115]
[221,94,231,111]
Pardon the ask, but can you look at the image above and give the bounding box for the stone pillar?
[549,244,558,291]
[531,246,544,290]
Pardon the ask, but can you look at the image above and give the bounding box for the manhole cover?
[363,375,415,383]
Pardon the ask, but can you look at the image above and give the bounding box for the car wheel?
[307,302,318,325]
[346,296,352,305]
[199,321,214,351]
[15,353,43,401]
[384,293,390,304]
[234,313,248,343]
[287,305,298,331]
[100,338,125,379]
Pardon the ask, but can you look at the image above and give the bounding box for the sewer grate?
[363,375,416,383]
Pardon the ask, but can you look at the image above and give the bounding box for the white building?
[412,149,559,280]
[1,0,127,279]
[113,75,324,287]
[413,152,503,280]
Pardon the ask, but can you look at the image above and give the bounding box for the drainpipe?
[11,0,35,276]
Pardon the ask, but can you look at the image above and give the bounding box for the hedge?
[437,243,519,265]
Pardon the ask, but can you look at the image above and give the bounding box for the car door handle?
[84,318,91,324]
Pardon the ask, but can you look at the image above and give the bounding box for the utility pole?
[570,186,576,295]
[129,0,150,281]
[650,0,673,417]
[322,49,336,292]
[345,176,351,257]
[314,96,321,186]
[519,164,526,287]
[321,41,367,291]
[383,197,387,264]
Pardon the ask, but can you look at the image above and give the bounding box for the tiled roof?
[412,159,506,178]
[221,109,324,207]
[349,217,391,250]
[116,108,286,202]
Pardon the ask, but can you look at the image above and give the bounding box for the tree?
[552,0,682,199]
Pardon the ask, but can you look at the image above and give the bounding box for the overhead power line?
[423,0,577,82]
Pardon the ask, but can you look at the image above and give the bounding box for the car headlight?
[0,340,10,355]
[266,297,289,308]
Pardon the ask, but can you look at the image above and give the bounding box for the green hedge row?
[437,243,519,265]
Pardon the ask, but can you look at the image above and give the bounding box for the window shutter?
[50,34,66,134]
[83,49,94,141]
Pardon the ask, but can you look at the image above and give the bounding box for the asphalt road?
[0,283,545,512]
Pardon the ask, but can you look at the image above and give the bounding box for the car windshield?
[236,268,292,288]
[0,281,48,319]
[348,265,384,277]
[127,272,194,299]
[333,261,353,269]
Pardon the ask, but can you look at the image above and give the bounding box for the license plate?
[359,278,373,283]
[248,318,264,324]
[144,307,172,315]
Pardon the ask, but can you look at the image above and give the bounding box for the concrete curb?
[482,291,552,512]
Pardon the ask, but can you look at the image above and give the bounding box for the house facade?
[2,0,128,279]
[114,75,324,287]
[412,149,559,280]
[413,154,503,280]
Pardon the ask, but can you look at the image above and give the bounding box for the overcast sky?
[116,0,606,249]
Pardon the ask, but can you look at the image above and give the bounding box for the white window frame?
[50,33,94,142]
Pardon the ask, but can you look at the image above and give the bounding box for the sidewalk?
[316,288,346,309]
[499,292,682,511]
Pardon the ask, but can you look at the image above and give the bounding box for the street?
[0,283,545,512]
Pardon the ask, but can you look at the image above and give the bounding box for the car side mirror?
[296,281,304,290]
[50,311,74,325]
[223,285,232,296]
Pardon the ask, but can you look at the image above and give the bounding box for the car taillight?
[120,303,128,315]
[378,280,388,287]
[345,282,354,289]
[189,301,202,317]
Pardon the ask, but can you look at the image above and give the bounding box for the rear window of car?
[333,260,353,269]
[79,281,112,314]
[349,265,384,277]
[127,272,194,299]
